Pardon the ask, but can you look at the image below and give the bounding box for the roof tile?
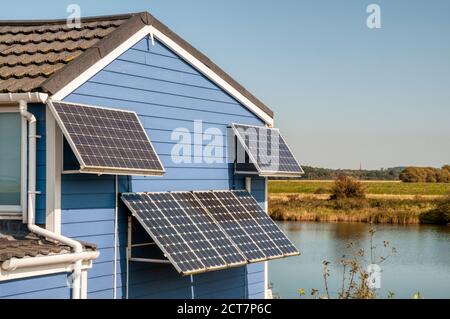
[0,17,126,93]
[0,50,83,67]
[0,221,96,263]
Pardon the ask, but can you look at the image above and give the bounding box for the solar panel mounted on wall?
[232,123,304,177]
[193,191,267,263]
[170,192,247,266]
[232,190,299,256]
[210,191,285,259]
[48,100,165,176]
[121,191,300,276]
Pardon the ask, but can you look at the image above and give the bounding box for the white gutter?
[2,251,99,271]
[1,93,99,299]
[0,92,48,104]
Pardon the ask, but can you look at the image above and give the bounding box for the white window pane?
[0,112,21,206]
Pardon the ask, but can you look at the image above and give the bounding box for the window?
[0,107,24,217]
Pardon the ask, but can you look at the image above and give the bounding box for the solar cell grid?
[121,190,299,276]
[232,190,299,256]
[193,191,267,262]
[146,192,228,270]
[170,192,247,266]
[233,123,303,176]
[212,191,284,259]
[50,101,164,175]
[121,193,203,274]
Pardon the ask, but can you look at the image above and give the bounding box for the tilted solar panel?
[121,190,299,276]
[232,190,299,256]
[193,191,267,262]
[170,192,247,266]
[232,123,303,177]
[146,192,233,271]
[211,191,284,259]
[49,101,165,176]
[121,193,203,274]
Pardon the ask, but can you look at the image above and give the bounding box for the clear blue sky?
[2,0,450,169]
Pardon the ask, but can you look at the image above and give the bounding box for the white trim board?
[45,106,62,234]
[51,25,274,126]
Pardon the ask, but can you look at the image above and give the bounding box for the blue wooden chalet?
[0,12,303,299]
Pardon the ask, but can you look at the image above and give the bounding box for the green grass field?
[269,180,450,196]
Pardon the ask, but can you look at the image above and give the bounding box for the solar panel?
[193,191,267,262]
[232,190,299,256]
[122,190,299,275]
[49,101,164,176]
[170,192,246,266]
[232,123,303,177]
[212,191,285,259]
[146,193,234,271]
[121,193,203,274]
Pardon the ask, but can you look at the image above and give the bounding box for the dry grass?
[271,193,443,200]
[269,195,438,224]
[269,180,450,196]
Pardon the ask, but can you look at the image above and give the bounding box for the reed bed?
[269,195,438,224]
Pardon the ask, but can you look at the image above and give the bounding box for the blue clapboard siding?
[29,104,47,225]
[61,35,267,299]
[248,176,267,299]
[60,174,121,299]
[0,273,70,299]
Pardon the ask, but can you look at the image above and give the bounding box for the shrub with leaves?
[330,174,366,200]
[419,193,450,225]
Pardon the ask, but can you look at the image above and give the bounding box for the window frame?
[0,106,27,220]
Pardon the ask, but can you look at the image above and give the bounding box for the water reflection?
[270,222,450,299]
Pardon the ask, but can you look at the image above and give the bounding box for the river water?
[270,221,450,299]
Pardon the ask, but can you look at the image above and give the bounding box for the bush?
[330,174,366,200]
[419,195,450,224]
[419,210,450,224]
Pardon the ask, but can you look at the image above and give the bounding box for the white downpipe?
[19,99,91,299]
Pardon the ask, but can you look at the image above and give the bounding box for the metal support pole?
[126,215,132,299]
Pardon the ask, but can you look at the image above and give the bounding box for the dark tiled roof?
[0,220,96,263]
[0,12,273,118]
[0,16,127,93]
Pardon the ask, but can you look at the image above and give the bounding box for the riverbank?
[269,194,439,224]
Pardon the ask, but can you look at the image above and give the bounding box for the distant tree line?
[270,165,450,183]
[399,165,450,183]
[293,166,404,181]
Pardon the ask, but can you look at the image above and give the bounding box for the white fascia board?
[45,107,62,234]
[51,25,273,125]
